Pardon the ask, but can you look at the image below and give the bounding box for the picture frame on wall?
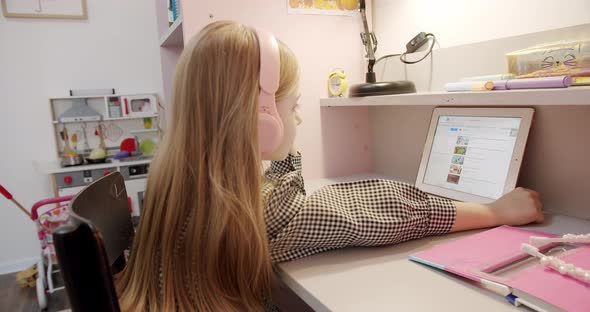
[288,0,359,16]
[1,0,87,20]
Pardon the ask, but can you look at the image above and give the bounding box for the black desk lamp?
[349,0,416,97]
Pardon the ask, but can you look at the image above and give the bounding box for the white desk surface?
[277,174,590,312]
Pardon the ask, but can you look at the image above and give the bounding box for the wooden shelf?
[321,86,590,107]
[52,114,159,124]
[159,17,183,47]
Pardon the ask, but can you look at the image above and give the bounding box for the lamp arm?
[359,0,377,80]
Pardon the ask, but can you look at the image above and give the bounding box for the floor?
[0,270,311,312]
[0,272,70,312]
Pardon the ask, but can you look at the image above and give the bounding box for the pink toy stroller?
[1,184,74,310]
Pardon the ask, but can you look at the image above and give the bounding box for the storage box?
[107,97,122,118]
[506,39,590,78]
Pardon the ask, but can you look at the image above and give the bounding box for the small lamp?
[349,0,416,97]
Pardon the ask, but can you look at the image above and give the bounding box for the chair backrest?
[53,172,133,312]
[69,172,135,271]
[53,219,121,312]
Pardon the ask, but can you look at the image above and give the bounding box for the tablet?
[415,108,534,203]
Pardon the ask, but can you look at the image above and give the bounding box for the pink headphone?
[255,30,284,157]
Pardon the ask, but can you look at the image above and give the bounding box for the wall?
[373,0,590,52]
[372,0,590,92]
[180,0,374,179]
[0,0,162,272]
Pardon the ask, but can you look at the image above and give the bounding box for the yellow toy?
[16,264,38,288]
[143,117,152,129]
[328,69,348,97]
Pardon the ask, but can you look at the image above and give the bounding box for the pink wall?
[180,0,372,179]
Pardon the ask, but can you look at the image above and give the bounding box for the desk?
[276,174,590,312]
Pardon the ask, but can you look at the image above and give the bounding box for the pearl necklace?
[530,233,590,246]
[521,233,590,284]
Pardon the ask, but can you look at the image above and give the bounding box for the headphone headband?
[256,30,280,96]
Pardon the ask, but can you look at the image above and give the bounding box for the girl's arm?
[264,152,456,262]
[264,153,543,263]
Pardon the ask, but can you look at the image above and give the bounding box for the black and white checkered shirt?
[263,153,457,263]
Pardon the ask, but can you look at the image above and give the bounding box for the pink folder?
[410,226,590,312]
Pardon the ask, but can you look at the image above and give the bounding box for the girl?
[116,21,543,311]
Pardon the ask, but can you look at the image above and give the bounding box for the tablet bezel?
[415,107,534,203]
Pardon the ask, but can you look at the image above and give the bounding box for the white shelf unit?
[321,86,590,107]
[320,86,590,220]
[159,17,183,47]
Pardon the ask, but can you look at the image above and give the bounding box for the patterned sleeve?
[262,153,457,263]
[264,152,303,181]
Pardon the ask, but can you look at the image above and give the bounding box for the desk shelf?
[321,86,590,107]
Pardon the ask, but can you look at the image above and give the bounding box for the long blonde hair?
[115,21,299,311]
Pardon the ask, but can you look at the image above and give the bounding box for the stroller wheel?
[36,277,48,309]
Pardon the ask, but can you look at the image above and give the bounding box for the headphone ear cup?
[259,113,284,156]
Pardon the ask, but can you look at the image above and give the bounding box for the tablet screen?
[422,115,522,200]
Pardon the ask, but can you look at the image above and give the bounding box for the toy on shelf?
[506,39,590,78]
[103,122,124,142]
[58,98,101,123]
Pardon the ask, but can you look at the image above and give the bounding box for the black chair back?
[53,220,121,312]
[53,172,134,312]
[69,172,135,272]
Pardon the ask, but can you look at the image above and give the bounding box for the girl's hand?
[488,187,544,226]
[451,187,544,232]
